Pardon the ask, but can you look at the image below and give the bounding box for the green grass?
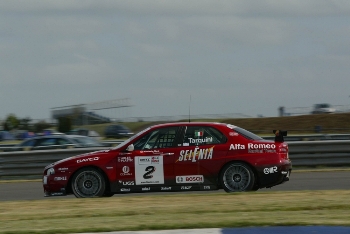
[1,190,350,234]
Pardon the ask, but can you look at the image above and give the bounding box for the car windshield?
[70,136,102,146]
[234,127,263,140]
[316,104,330,108]
[113,127,150,150]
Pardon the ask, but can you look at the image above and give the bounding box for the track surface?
[1,171,349,201]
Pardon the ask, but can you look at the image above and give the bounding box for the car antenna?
[189,95,191,123]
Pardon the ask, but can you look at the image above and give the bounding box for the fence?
[1,140,350,179]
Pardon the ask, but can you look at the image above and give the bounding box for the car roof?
[149,122,233,129]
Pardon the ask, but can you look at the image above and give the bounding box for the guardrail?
[0,140,124,152]
[0,140,350,179]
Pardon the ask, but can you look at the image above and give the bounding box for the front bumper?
[43,175,68,197]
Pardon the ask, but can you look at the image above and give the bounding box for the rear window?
[234,127,263,140]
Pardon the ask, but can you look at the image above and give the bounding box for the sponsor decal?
[264,166,278,174]
[51,192,64,196]
[58,168,68,171]
[161,187,171,191]
[139,157,151,164]
[229,132,239,136]
[143,166,155,179]
[135,156,164,185]
[229,143,277,153]
[118,156,133,163]
[181,186,192,190]
[140,150,160,154]
[106,166,113,170]
[183,143,189,146]
[54,176,67,181]
[226,124,236,129]
[138,156,160,165]
[120,166,132,176]
[119,180,135,186]
[120,188,131,192]
[187,137,212,144]
[77,157,100,163]
[203,186,211,190]
[229,144,245,150]
[177,146,214,162]
[142,187,151,191]
[176,175,204,183]
[248,143,276,149]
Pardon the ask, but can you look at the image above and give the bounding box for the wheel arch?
[66,165,111,195]
[217,160,259,188]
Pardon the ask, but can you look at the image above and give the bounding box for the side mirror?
[126,144,134,152]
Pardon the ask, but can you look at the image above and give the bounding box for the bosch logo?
[176,175,204,183]
[186,176,203,182]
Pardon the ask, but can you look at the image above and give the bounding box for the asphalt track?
[1,171,350,234]
[0,171,350,201]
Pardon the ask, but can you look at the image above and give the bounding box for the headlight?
[47,168,55,175]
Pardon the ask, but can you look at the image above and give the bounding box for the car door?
[174,125,228,189]
[117,126,181,192]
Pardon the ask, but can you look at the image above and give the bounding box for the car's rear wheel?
[220,162,255,192]
[71,167,106,198]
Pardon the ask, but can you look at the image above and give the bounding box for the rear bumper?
[257,160,292,188]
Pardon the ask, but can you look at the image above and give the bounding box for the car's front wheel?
[71,167,106,198]
[220,162,255,192]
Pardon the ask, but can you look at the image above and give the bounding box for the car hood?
[45,149,112,169]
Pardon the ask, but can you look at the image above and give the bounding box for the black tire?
[71,167,106,198]
[102,191,114,197]
[220,162,255,192]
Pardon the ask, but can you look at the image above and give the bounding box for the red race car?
[43,122,292,198]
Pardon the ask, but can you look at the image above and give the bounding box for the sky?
[1,0,350,121]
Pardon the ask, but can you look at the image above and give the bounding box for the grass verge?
[1,190,350,234]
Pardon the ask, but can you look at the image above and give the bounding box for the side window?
[21,139,35,147]
[57,138,70,145]
[37,138,57,146]
[134,127,179,150]
[182,126,226,146]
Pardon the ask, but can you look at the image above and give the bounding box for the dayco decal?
[264,166,278,174]
[176,175,204,183]
[177,146,214,162]
[76,157,99,163]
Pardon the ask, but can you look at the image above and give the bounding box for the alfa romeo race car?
[43,122,292,198]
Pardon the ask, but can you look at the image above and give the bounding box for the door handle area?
[163,153,174,156]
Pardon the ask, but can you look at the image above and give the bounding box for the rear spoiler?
[273,130,287,142]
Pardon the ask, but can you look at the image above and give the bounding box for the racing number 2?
[143,166,156,179]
